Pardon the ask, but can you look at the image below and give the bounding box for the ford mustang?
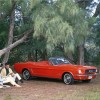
[14,57,98,84]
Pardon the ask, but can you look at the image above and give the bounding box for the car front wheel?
[22,69,31,80]
[63,73,74,85]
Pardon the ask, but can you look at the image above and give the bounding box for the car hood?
[75,65,96,70]
[59,64,96,70]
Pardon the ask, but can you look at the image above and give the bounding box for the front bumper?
[74,74,97,80]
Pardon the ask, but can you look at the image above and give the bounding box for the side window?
[57,60,64,64]
[49,59,58,65]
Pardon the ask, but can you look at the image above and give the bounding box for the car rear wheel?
[82,79,91,83]
[22,69,31,80]
[63,73,74,85]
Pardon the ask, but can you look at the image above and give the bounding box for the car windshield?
[49,57,70,65]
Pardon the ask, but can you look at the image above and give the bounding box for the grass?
[48,88,100,100]
[4,95,20,100]
[4,95,12,100]
[1,89,100,100]
[84,90,100,100]
[1,75,100,100]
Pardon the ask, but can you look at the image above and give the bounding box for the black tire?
[63,73,74,85]
[22,69,31,80]
[82,79,91,83]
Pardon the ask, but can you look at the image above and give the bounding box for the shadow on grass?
[26,76,92,85]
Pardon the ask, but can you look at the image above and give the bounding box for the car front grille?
[85,69,97,74]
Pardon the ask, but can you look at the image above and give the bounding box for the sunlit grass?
[4,95,12,100]
[1,81,100,100]
[49,88,100,100]
[2,89,100,100]
[4,95,20,100]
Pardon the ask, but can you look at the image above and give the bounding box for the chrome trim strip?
[75,74,96,77]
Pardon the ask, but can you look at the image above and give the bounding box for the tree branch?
[0,29,33,57]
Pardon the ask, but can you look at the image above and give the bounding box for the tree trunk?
[28,52,34,61]
[2,9,15,64]
[67,52,74,64]
[0,29,33,58]
[40,49,47,60]
[35,49,38,62]
[78,44,84,65]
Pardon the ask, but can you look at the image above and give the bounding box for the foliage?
[0,19,9,49]
[0,0,99,66]
[33,0,89,55]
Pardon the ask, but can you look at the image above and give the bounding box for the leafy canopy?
[32,0,89,53]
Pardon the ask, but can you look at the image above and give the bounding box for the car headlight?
[78,69,83,74]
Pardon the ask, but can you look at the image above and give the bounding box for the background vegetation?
[0,0,100,66]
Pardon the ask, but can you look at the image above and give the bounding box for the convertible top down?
[14,57,98,84]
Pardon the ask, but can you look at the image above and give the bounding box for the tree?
[76,0,100,66]
[2,1,16,64]
[0,29,33,57]
[32,0,89,64]
[0,0,91,66]
[0,0,34,63]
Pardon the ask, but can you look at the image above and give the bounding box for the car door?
[46,64,62,78]
[31,62,51,77]
[31,62,62,78]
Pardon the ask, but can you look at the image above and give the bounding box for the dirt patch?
[0,73,100,100]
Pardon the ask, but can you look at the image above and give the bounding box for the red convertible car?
[14,57,98,85]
